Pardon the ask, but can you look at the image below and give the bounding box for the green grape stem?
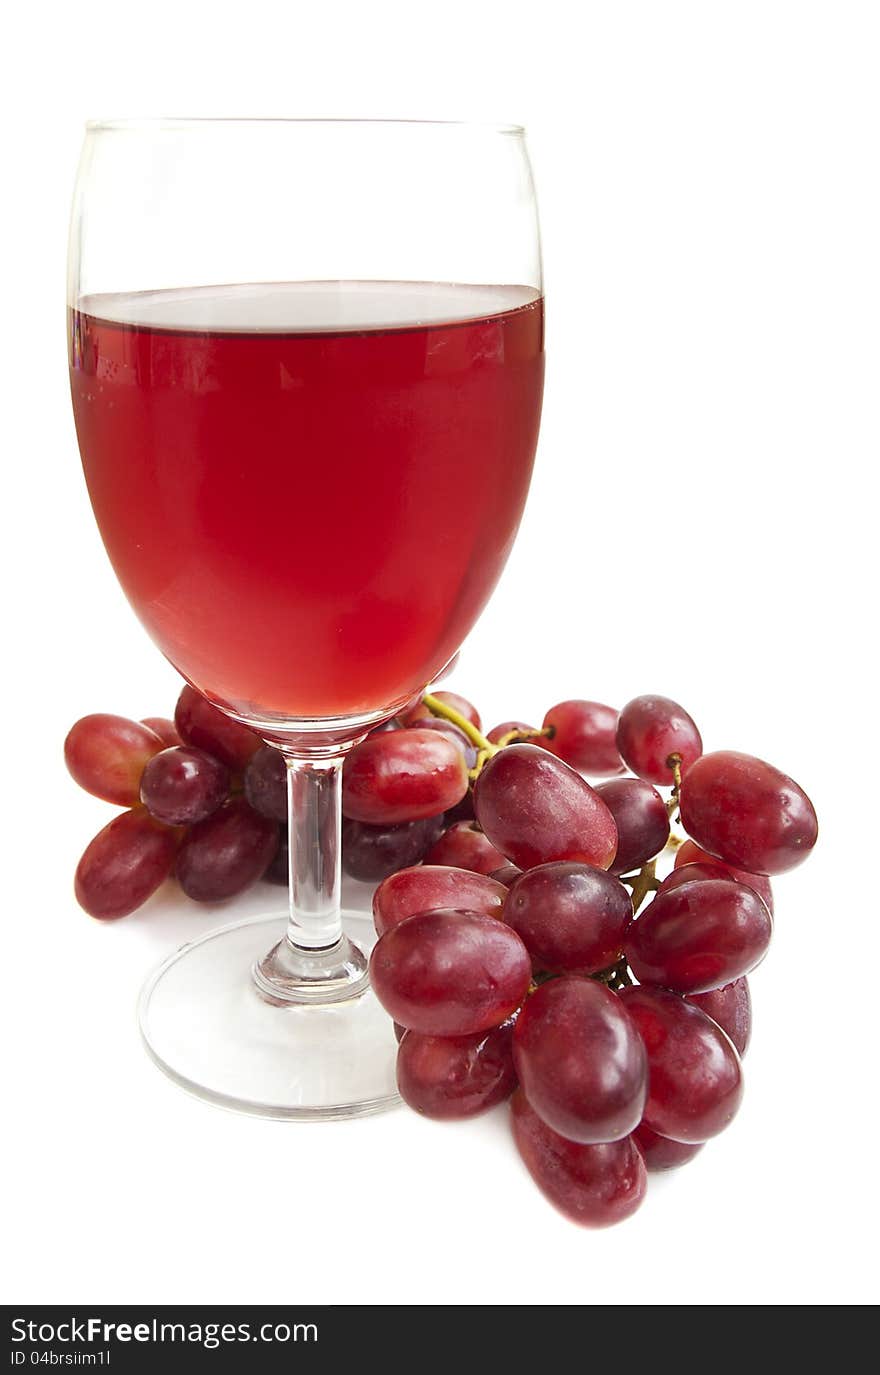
[421,693,550,781]
[422,693,495,754]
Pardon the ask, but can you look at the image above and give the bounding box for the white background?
[2,0,877,1307]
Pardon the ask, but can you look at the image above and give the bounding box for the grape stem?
[593,957,634,991]
[422,693,495,754]
[665,753,683,820]
[610,958,634,990]
[421,694,550,781]
[495,725,552,748]
[619,858,659,914]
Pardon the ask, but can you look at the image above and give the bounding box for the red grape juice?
[69,282,544,721]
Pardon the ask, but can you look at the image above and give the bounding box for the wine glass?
[67,119,544,1119]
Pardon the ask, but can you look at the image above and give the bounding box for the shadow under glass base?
[138,912,401,1121]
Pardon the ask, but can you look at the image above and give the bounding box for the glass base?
[138,912,401,1121]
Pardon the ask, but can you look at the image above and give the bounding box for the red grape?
[263,828,288,885]
[174,685,261,771]
[542,700,624,776]
[140,717,182,747]
[431,691,481,730]
[679,750,818,876]
[487,720,540,744]
[503,862,632,975]
[513,979,647,1143]
[473,744,618,871]
[342,729,469,824]
[687,977,752,1057]
[64,714,164,806]
[412,717,477,768]
[632,1123,704,1171]
[619,986,743,1142]
[398,690,481,731]
[616,695,702,785]
[396,1021,517,1119]
[342,815,445,883]
[596,778,670,875]
[673,839,773,913]
[424,820,507,875]
[372,865,507,936]
[370,909,531,1035]
[488,864,523,888]
[627,878,771,994]
[175,796,279,901]
[512,1092,647,1227]
[243,745,288,822]
[75,807,176,919]
[139,746,229,826]
[659,861,738,894]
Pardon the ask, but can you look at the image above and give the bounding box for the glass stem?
[282,750,344,952]
[251,742,369,1004]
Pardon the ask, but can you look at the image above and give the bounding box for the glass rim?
[84,117,526,136]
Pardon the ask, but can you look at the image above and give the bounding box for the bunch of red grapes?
[66,685,818,1229]
[350,691,817,1227]
[66,687,287,915]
